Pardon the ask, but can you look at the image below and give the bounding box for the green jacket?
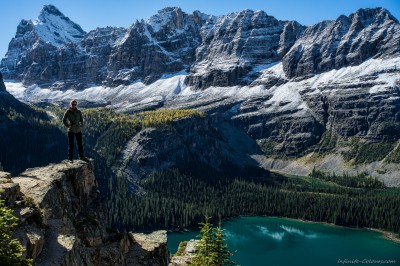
[62,108,83,133]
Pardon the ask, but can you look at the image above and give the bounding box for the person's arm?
[62,111,70,128]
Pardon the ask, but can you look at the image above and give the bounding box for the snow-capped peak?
[40,4,65,17]
[147,7,184,32]
[350,7,399,26]
[32,4,86,46]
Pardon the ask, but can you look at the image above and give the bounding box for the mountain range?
[1,5,400,186]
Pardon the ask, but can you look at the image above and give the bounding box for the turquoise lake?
[168,217,400,266]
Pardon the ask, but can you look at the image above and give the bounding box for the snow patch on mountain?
[32,5,86,46]
[5,72,188,107]
[191,56,247,75]
[257,57,400,92]
[5,57,400,116]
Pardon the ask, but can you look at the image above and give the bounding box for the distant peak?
[158,7,182,13]
[355,7,388,16]
[147,7,186,32]
[351,7,399,23]
[40,4,64,17]
[31,5,86,46]
[239,8,253,13]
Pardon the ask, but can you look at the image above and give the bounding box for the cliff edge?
[0,159,169,265]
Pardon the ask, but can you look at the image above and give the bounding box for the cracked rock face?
[0,160,170,265]
[185,10,304,89]
[106,7,207,86]
[169,239,198,266]
[282,8,400,79]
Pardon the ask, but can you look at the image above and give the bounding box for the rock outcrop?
[169,240,198,266]
[0,160,169,265]
[119,115,268,188]
[127,231,169,265]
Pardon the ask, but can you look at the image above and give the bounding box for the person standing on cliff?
[62,100,88,163]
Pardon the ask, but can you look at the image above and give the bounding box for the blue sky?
[0,0,399,58]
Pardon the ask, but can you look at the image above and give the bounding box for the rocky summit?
[1,5,400,185]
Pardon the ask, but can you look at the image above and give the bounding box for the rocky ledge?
[0,160,169,265]
[169,240,198,266]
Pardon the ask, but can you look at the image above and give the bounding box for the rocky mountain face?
[282,8,400,79]
[4,6,398,89]
[185,10,304,89]
[1,5,400,184]
[1,5,86,87]
[118,115,268,190]
[0,160,169,265]
[0,5,305,88]
[106,7,208,85]
[1,5,210,88]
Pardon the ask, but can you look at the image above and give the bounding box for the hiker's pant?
[68,131,84,159]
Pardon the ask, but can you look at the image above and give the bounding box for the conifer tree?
[0,200,32,265]
[191,216,215,266]
[190,216,236,266]
[213,222,235,266]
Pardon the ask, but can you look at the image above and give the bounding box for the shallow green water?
[168,217,400,266]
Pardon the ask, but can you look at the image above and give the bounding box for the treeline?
[82,108,141,165]
[108,169,400,235]
[136,109,204,128]
[342,140,394,164]
[190,216,236,266]
[0,104,65,175]
[309,168,385,189]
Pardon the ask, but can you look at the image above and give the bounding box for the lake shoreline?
[168,216,400,265]
[368,228,400,244]
[168,215,400,244]
[266,216,400,244]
